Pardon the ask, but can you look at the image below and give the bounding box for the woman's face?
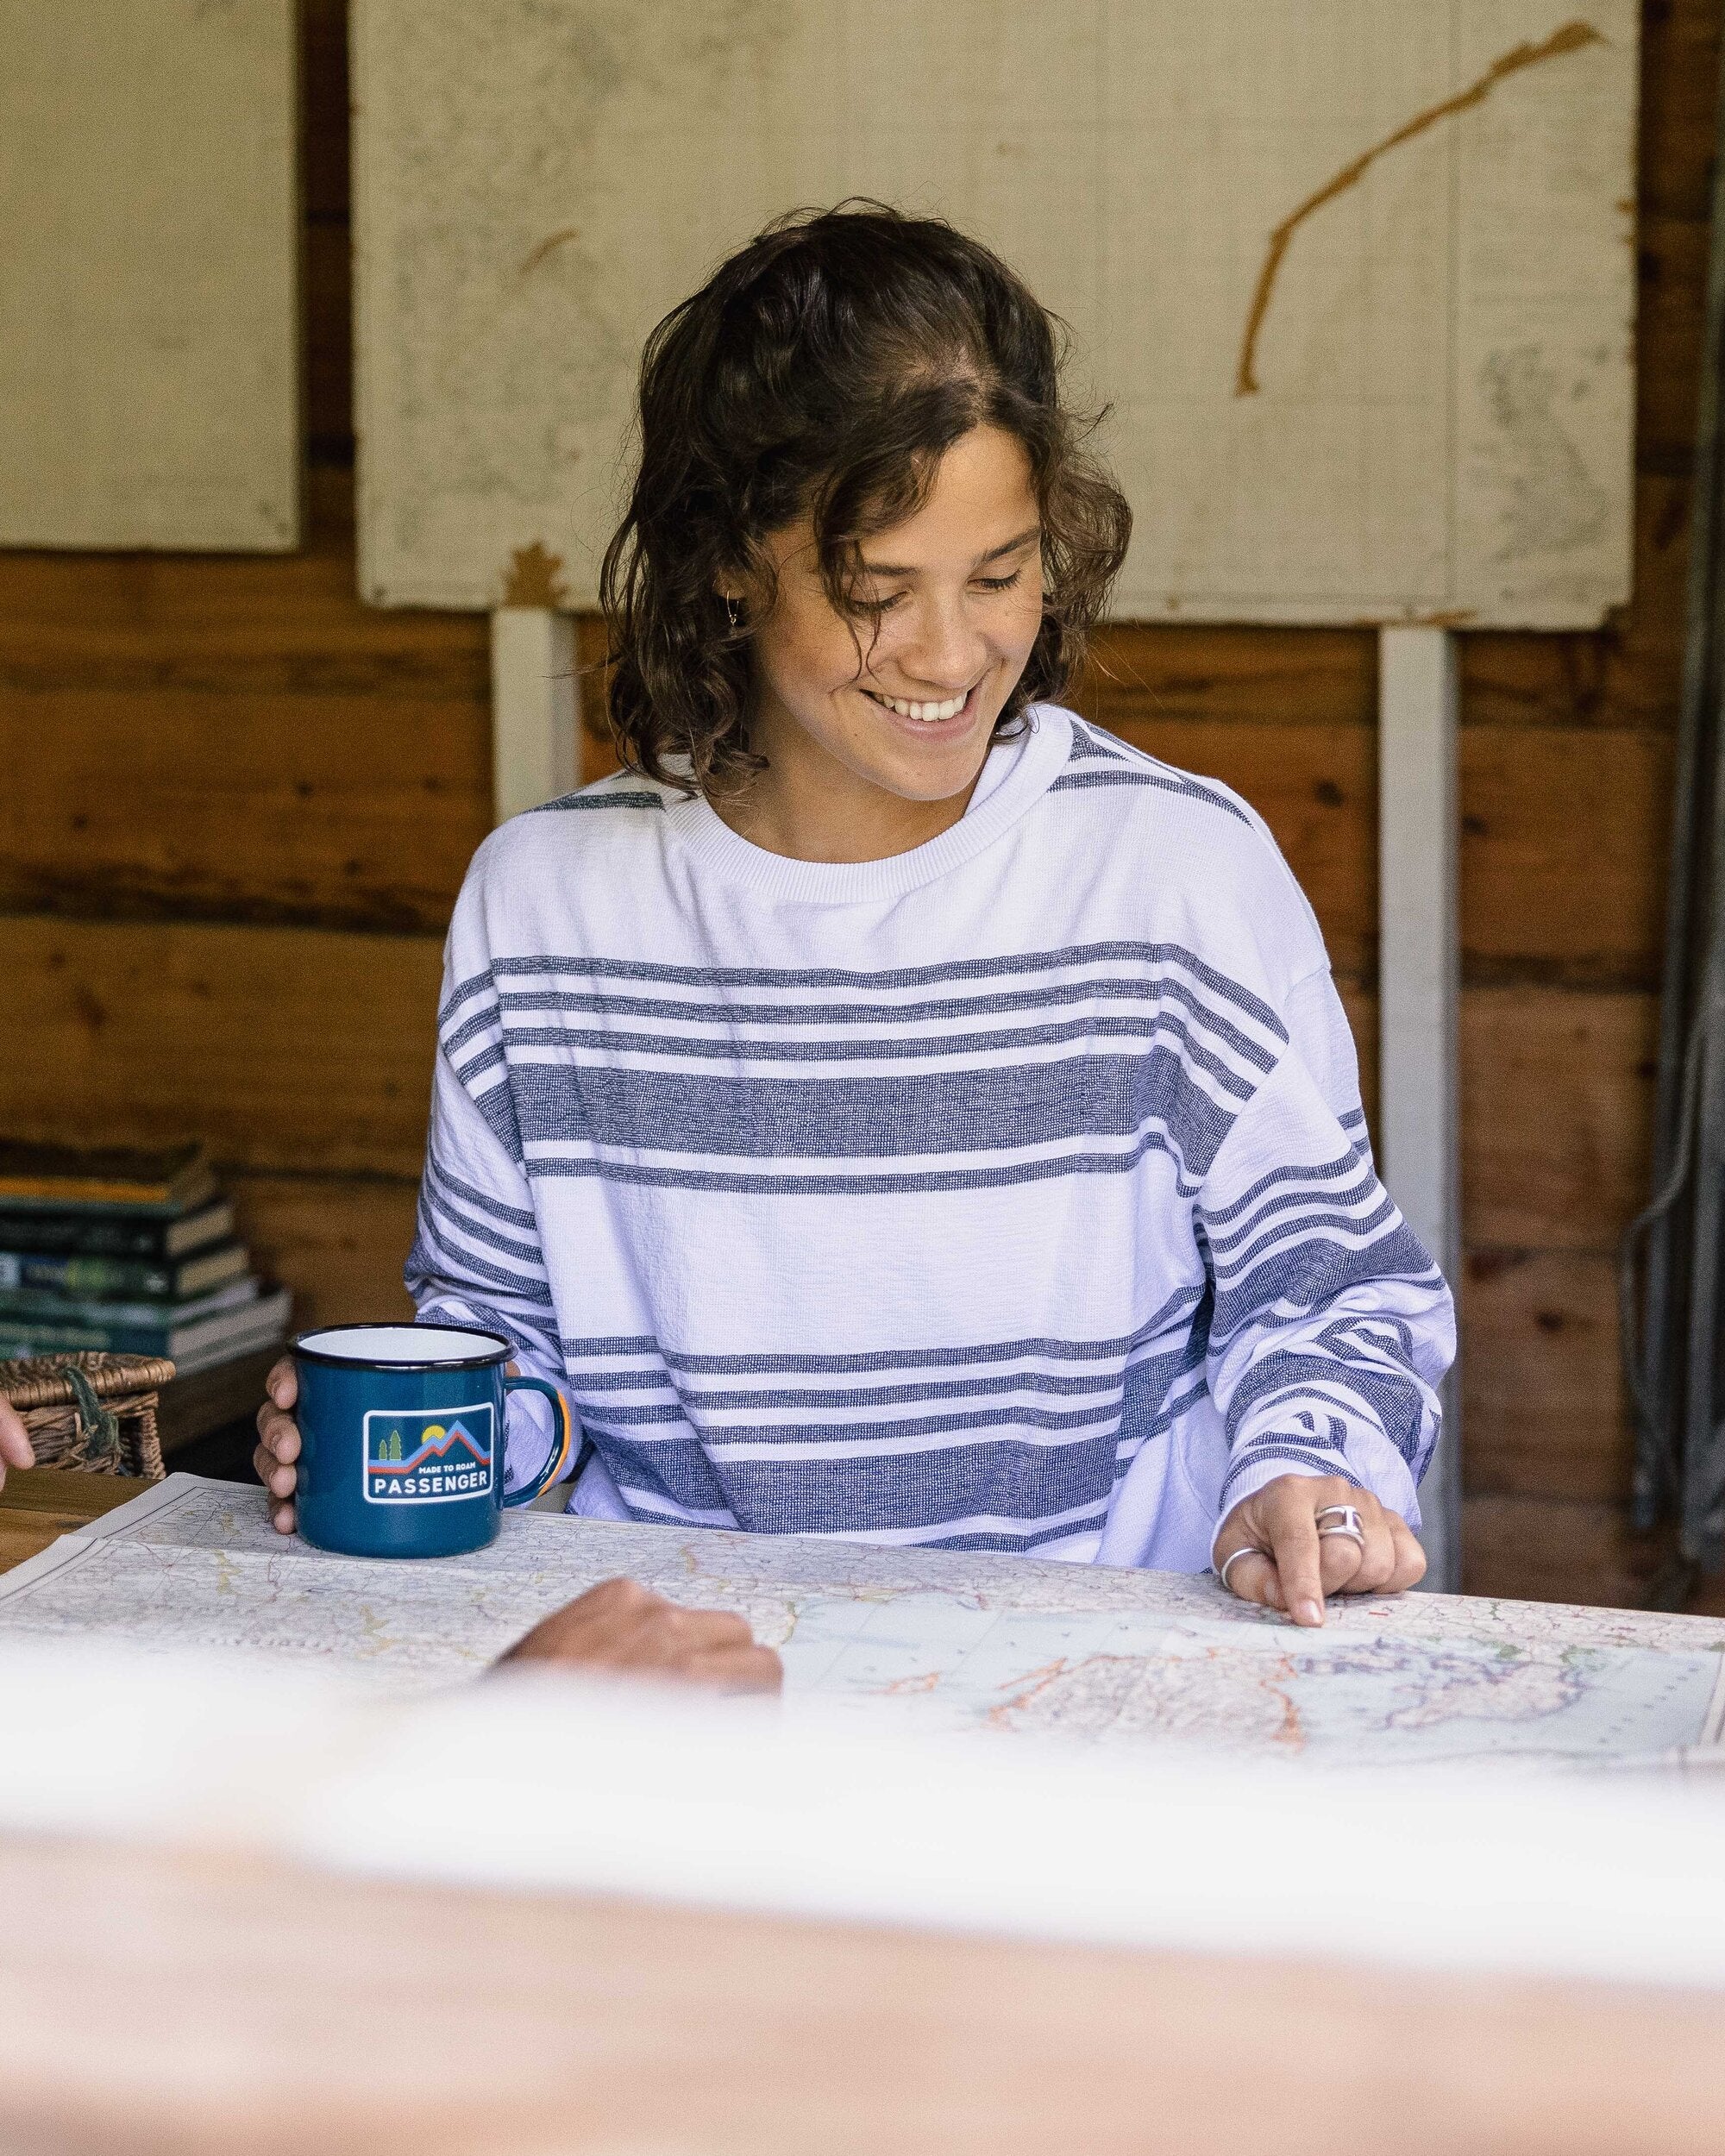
[743,424,1045,809]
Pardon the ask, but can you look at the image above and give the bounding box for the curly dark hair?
[599,203,1132,798]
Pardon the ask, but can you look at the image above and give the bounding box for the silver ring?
[1218,1545,1267,1590]
[1315,1501,1366,1547]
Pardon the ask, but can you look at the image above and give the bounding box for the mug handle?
[501,1375,584,1508]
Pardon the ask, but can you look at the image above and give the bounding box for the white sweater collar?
[663,706,1071,905]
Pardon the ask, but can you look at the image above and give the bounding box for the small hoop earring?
[724,595,741,634]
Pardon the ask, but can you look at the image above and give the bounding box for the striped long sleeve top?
[406,705,1454,1571]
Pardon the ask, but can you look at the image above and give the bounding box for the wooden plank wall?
[0,0,1711,1604]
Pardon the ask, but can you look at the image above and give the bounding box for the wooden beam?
[1379,625,1462,1590]
[1461,988,1657,1249]
[1459,1492,1653,1608]
[490,608,577,823]
[1460,1250,1632,1503]
[0,683,490,932]
[0,469,486,686]
[229,1172,419,1328]
[0,913,440,1178]
[1459,726,1673,990]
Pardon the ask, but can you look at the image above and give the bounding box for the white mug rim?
[292,1321,512,1371]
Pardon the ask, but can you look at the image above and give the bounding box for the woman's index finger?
[1263,1484,1327,1626]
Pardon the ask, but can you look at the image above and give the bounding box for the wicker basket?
[0,1351,175,1479]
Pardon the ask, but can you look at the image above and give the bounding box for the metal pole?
[1639,16,1725,1535]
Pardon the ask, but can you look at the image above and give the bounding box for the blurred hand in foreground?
[0,1395,34,1495]
[496,1576,783,1694]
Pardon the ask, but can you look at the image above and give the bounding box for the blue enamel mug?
[291,1322,572,1559]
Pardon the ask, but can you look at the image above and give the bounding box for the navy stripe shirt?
[406,706,1454,1570]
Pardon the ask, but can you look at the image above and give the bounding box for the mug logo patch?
[362,1404,494,1505]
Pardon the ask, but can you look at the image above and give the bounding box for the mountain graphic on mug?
[368,1418,492,1476]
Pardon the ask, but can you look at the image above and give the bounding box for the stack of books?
[0,1142,291,1376]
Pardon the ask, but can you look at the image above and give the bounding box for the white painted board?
[354,0,1636,624]
[1378,626,1463,1590]
[491,607,579,824]
[0,0,300,552]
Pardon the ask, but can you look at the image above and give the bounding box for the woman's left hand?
[1214,1474,1424,1626]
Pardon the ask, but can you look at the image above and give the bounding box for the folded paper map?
[3,1476,1722,1770]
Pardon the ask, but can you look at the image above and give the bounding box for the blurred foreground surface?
[5,1638,1725,2152]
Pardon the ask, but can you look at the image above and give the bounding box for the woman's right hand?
[253,1355,300,1534]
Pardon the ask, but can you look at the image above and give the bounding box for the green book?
[0,1198,235,1262]
[0,1284,292,1377]
[0,1239,249,1303]
[0,1274,258,1331]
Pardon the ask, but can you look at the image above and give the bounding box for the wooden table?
[0,1465,151,1576]
[5,1473,1725,2151]
[3,1829,1725,2156]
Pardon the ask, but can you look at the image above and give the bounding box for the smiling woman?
[722,427,1048,859]
[599,204,1130,826]
[254,201,1453,1634]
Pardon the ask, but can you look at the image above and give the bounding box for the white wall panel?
[354,0,1635,624]
[0,0,300,552]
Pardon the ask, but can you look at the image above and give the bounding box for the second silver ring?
[1315,1500,1366,1549]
